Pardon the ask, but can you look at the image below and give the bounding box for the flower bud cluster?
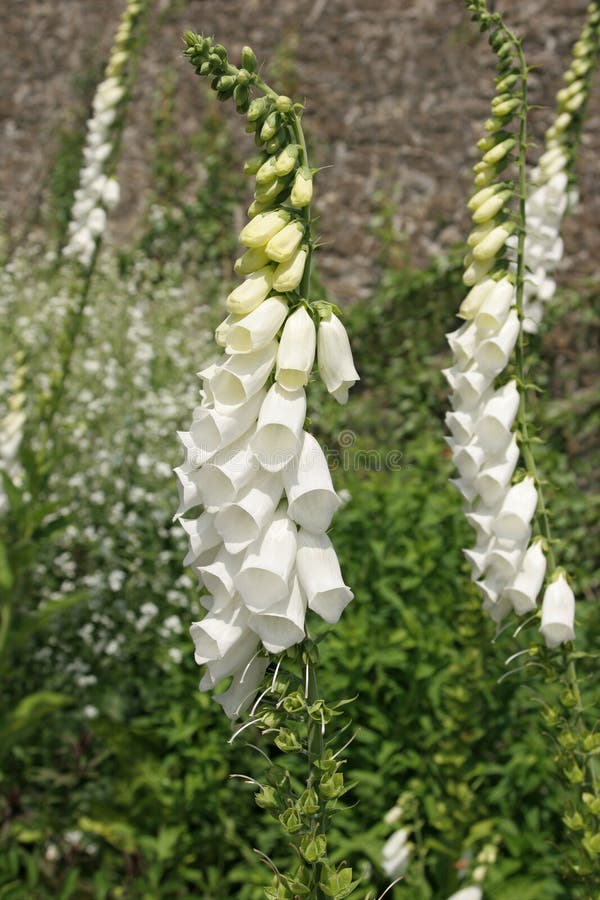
[0,355,27,517]
[514,1,600,332]
[180,37,359,717]
[63,0,147,267]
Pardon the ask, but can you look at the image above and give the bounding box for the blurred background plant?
[0,1,598,898]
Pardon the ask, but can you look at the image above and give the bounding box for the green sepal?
[300,832,327,863]
[278,806,303,834]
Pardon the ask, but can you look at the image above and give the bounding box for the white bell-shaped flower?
[248,575,307,653]
[317,313,360,405]
[463,536,494,580]
[458,278,496,320]
[283,431,341,532]
[190,389,265,458]
[381,828,411,879]
[272,247,307,292]
[477,380,520,453]
[174,464,204,518]
[225,296,288,354]
[214,655,269,720]
[475,310,520,375]
[251,383,306,472]
[445,888,483,900]
[452,441,486,481]
[540,573,575,647]
[493,476,538,541]
[215,470,283,553]
[473,277,514,334]
[451,369,494,411]
[235,509,297,612]
[179,512,221,566]
[190,599,250,664]
[446,321,478,368]
[487,536,529,579]
[475,436,520,506]
[296,529,353,624]
[276,306,316,390]
[199,630,260,690]
[195,433,257,511]
[445,409,477,445]
[504,539,547,614]
[209,342,277,411]
[195,547,243,604]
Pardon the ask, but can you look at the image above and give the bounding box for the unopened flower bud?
[290,167,313,207]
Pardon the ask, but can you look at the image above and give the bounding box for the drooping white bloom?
[251,383,306,471]
[317,313,360,404]
[540,573,575,647]
[276,306,316,390]
[296,530,353,624]
[381,829,411,880]
[283,431,341,532]
[236,510,298,612]
[445,889,483,900]
[225,296,288,353]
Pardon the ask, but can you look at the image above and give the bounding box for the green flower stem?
[305,645,326,900]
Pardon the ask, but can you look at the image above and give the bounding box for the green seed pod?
[241,45,258,72]
[298,788,320,815]
[208,52,223,68]
[255,784,279,810]
[496,39,513,58]
[300,834,327,864]
[247,96,269,122]
[260,111,280,141]
[279,807,303,834]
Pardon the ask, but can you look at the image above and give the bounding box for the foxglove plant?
[450,1,600,882]
[179,33,362,898]
[63,0,149,268]
[517,1,600,333]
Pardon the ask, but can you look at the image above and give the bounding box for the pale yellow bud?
[472,190,511,224]
[239,210,290,248]
[482,137,516,166]
[290,168,313,207]
[234,246,271,276]
[467,221,496,249]
[275,144,299,176]
[472,223,514,261]
[272,248,307,293]
[255,155,279,186]
[226,266,274,314]
[254,178,286,205]
[265,221,305,263]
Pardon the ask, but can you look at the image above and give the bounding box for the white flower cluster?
[445,237,574,646]
[517,148,569,334]
[0,360,27,517]
[176,223,359,719]
[63,0,145,267]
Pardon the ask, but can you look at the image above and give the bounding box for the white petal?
[276,306,316,390]
[215,471,283,553]
[190,389,265,457]
[195,547,244,604]
[236,510,297,612]
[296,530,353,624]
[474,277,514,335]
[195,432,258,511]
[284,432,341,532]
[179,512,221,566]
[199,630,260,689]
[475,436,519,506]
[475,310,520,375]
[476,380,520,453]
[248,574,307,653]
[190,600,250,663]
[213,655,269,720]
[493,476,537,541]
[251,383,306,472]
[504,540,546,614]
[226,296,288,354]
[210,342,277,411]
[317,314,359,405]
[540,574,575,647]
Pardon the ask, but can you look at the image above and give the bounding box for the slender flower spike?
[448,2,577,644]
[63,0,148,268]
[178,34,357,717]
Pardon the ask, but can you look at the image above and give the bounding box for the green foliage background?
[0,42,598,900]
